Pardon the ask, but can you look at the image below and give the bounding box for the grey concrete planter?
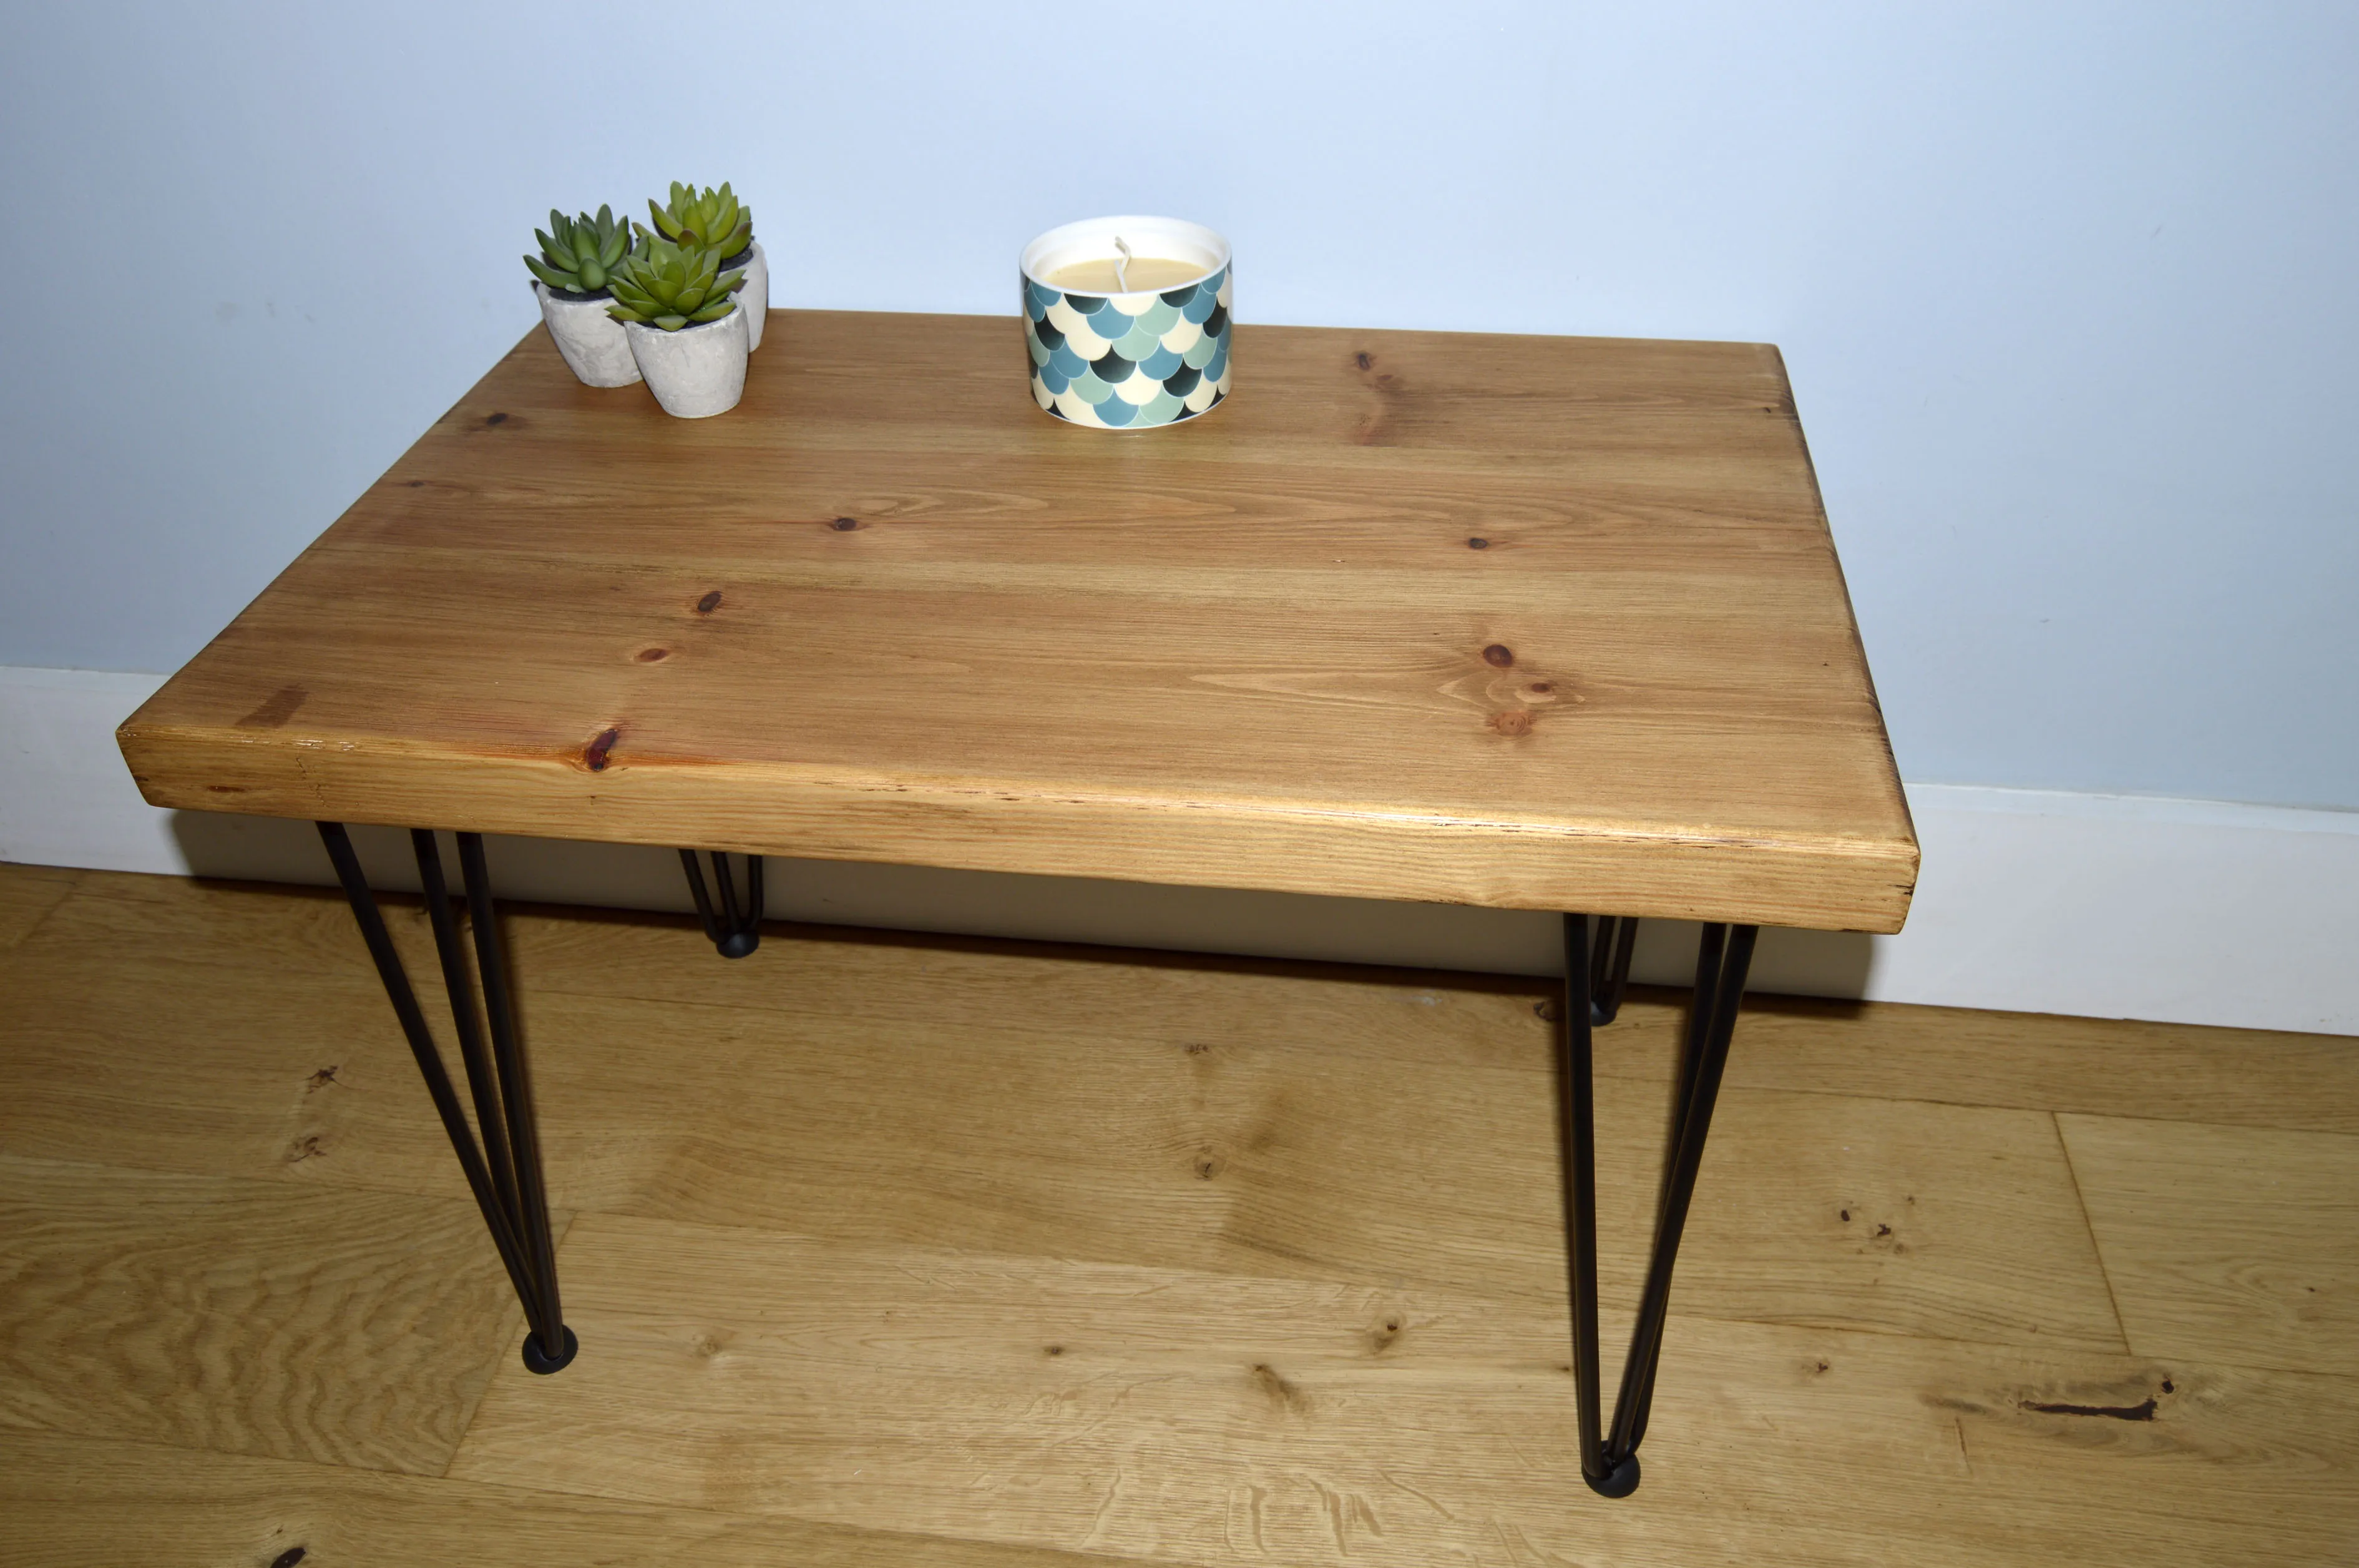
[535,283,640,387]
[624,308,749,417]
[726,239,771,351]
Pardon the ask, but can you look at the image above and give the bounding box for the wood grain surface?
[118,313,1916,931]
[0,863,75,950]
[0,1430,1127,1568]
[449,1216,2357,1568]
[2,865,2355,1566]
[2059,1114,2359,1375]
[0,1154,527,1475]
[0,879,2114,1349]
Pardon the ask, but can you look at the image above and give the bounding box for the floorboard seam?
[2,869,83,953]
[2049,1110,2135,1356]
[438,1207,580,1480]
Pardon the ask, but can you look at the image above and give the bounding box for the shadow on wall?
[168,810,1876,998]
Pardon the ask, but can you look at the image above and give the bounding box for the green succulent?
[524,205,630,295]
[606,238,746,331]
[635,180,753,258]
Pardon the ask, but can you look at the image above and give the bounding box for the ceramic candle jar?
[1022,216,1231,430]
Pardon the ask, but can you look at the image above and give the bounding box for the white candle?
[1041,250,1212,294]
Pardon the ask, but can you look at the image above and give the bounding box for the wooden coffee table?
[119,309,1916,1497]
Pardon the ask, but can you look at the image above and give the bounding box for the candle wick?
[1113,235,1132,293]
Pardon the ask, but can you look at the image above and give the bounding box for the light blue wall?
[4,1,2353,807]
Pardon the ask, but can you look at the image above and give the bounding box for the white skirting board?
[6,665,2353,1036]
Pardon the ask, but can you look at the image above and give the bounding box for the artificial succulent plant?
[605,238,746,331]
[524,205,630,295]
[637,181,753,259]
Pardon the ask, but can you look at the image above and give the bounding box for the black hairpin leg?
[316,822,577,1374]
[1588,915,1641,1026]
[1560,913,1756,1497]
[679,849,764,958]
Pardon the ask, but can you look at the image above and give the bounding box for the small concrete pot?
[535,283,640,387]
[723,239,770,350]
[625,307,750,417]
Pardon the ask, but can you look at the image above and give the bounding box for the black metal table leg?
[1560,913,1756,1497]
[679,849,764,958]
[318,822,578,1373]
[1588,914,1641,1026]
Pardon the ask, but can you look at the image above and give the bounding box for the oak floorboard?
[2,863,2355,1564]
[43,869,2359,1136]
[1728,992,2359,1136]
[47,869,2359,1138]
[0,862,76,950]
[16,867,1566,1076]
[448,1212,2358,1568]
[0,888,2118,1348]
[0,1428,1130,1568]
[0,943,466,1202]
[496,909,2359,1136]
[0,1152,527,1474]
[2059,1113,2359,1375]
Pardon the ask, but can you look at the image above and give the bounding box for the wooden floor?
[1,864,2353,1566]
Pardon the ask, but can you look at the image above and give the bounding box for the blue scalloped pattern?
[1024,265,1231,429]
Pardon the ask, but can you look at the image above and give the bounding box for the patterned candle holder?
[1022,216,1231,430]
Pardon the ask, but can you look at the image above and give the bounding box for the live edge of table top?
[119,309,1917,933]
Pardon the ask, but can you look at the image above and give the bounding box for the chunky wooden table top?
[120,309,1915,932]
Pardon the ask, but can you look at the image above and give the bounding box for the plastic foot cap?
[1583,1451,1641,1499]
[716,929,760,959]
[522,1324,579,1375]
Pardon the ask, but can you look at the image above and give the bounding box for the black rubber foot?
[1583,1452,1642,1499]
[521,1325,579,1375]
[715,928,760,959]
